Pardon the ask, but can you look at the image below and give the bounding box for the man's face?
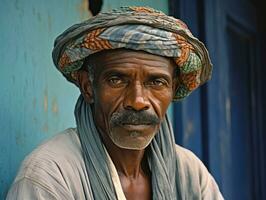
[90,49,176,150]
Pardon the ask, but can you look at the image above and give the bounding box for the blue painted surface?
[227,26,253,200]
[0,1,86,198]
[0,0,169,198]
[203,0,265,199]
[202,0,227,190]
[102,0,169,13]
[171,1,266,199]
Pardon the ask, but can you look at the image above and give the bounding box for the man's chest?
[119,174,152,200]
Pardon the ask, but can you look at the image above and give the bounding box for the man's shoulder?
[15,128,84,182]
[175,144,224,199]
[175,144,202,163]
[175,144,207,175]
[8,128,90,199]
[26,128,82,163]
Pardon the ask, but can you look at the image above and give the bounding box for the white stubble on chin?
[109,130,156,150]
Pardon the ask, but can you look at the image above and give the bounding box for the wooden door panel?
[227,25,254,200]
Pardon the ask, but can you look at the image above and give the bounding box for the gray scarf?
[75,95,182,199]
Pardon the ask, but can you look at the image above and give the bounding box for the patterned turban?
[52,6,212,101]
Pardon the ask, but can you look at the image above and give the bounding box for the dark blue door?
[170,0,266,199]
[206,0,261,199]
[227,26,254,200]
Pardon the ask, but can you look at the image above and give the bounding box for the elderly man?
[7,7,223,200]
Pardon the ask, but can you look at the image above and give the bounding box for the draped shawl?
[75,95,182,199]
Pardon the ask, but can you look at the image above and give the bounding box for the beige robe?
[6,128,224,200]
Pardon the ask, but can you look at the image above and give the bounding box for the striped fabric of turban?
[52,6,212,100]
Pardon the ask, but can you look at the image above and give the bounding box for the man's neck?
[104,139,146,178]
[98,128,152,200]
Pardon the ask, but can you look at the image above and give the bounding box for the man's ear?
[76,70,94,103]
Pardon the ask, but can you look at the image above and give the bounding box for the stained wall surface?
[0,0,169,198]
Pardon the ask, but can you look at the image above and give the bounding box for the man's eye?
[150,79,167,87]
[108,76,123,85]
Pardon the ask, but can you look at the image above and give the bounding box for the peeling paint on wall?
[78,0,91,20]
[42,122,49,132]
[43,88,48,112]
[52,97,59,114]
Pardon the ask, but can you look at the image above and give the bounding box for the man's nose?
[123,83,150,111]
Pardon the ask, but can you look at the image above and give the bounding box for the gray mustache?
[110,110,160,126]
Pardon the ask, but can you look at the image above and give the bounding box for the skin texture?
[77,49,177,200]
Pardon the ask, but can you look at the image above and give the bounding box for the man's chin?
[109,130,156,150]
[112,140,152,150]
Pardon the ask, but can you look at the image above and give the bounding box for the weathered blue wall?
[102,0,168,13]
[0,0,169,198]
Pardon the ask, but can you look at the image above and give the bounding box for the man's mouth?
[121,122,152,125]
[119,123,154,131]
